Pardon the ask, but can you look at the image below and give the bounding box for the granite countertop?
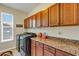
[31,37,79,56]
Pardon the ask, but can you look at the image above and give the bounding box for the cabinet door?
[36,42,44,56]
[31,40,36,56]
[49,4,59,26]
[77,4,79,24]
[44,45,55,56]
[60,3,77,25]
[29,17,33,28]
[41,9,49,27]
[36,12,41,27]
[24,18,30,28]
[32,15,36,28]
[56,49,74,56]
[44,50,54,56]
[26,18,30,28]
[24,19,27,28]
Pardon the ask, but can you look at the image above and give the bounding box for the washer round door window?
[1,12,14,42]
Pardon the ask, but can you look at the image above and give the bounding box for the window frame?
[1,12,14,42]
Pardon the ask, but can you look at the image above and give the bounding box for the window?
[1,12,14,42]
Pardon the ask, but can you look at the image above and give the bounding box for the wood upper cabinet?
[24,18,30,28]
[31,40,36,56]
[24,19,27,28]
[32,15,36,28]
[35,12,41,27]
[24,3,79,29]
[49,4,59,26]
[41,9,49,27]
[60,3,77,25]
[36,41,44,56]
[56,49,74,56]
[77,4,79,24]
[29,17,33,28]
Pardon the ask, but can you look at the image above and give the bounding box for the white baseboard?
[0,47,16,53]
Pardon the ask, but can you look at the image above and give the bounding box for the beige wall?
[0,5,27,51]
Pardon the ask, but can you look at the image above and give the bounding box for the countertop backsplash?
[25,26,79,41]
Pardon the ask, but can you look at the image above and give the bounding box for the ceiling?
[1,3,41,13]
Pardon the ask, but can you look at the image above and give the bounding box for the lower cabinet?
[31,40,36,56]
[44,45,55,56]
[31,40,74,56]
[44,50,54,56]
[36,42,44,56]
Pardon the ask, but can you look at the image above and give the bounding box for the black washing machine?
[16,33,36,56]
